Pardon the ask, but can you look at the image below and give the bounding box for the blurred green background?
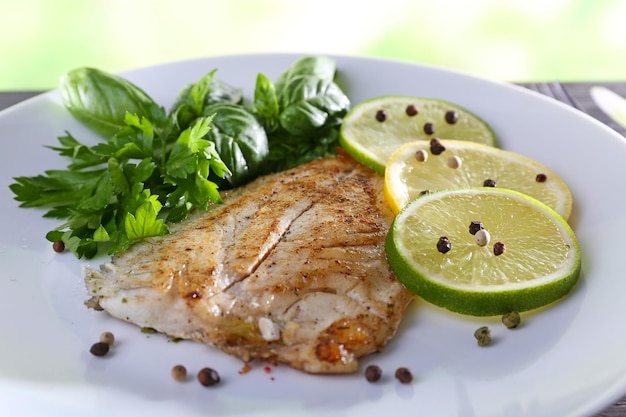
[1,0,625,90]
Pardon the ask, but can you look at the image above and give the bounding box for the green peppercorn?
[502,311,521,329]
[474,326,492,347]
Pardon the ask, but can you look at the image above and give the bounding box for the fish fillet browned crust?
[84,154,414,374]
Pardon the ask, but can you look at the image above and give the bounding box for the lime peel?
[339,95,496,174]
[385,187,581,317]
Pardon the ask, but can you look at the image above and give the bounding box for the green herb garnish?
[9,56,350,259]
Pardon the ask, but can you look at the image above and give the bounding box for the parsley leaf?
[11,109,229,259]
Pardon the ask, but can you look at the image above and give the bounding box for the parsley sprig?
[11,106,229,258]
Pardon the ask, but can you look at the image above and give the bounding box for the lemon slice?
[385,188,581,316]
[339,95,496,174]
[384,139,573,220]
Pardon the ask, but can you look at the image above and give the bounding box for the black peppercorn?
[405,104,419,116]
[437,236,452,254]
[494,241,506,256]
[469,221,484,235]
[89,341,110,357]
[375,109,387,122]
[483,178,497,187]
[423,122,435,135]
[198,367,220,386]
[364,364,382,382]
[429,138,446,155]
[395,367,413,384]
[445,110,459,124]
[535,173,547,183]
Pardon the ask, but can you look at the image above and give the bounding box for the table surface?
[1,83,626,417]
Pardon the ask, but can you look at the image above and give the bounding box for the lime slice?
[339,95,496,174]
[384,139,573,220]
[385,188,581,316]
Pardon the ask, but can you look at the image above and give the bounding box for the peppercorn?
[535,173,547,183]
[364,364,382,382]
[405,104,419,116]
[395,367,413,384]
[415,149,428,162]
[423,122,435,135]
[474,229,491,247]
[89,341,110,357]
[445,110,459,124]
[469,221,484,235]
[197,367,220,386]
[52,240,65,253]
[474,326,491,346]
[375,109,387,122]
[437,236,452,254]
[99,331,115,346]
[419,190,430,196]
[447,155,462,169]
[483,178,497,187]
[429,138,446,155]
[502,311,521,329]
[493,241,506,256]
[171,365,187,382]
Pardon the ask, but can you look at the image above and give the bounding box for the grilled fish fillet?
[84,154,414,374]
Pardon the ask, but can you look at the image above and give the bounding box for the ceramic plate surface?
[1,54,625,417]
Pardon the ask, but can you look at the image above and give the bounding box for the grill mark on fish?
[84,154,414,374]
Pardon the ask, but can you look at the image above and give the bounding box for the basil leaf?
[253,73,280,133]
[203,104,269,188]
[59,67,157,138]
[274,56,336,95]
[278,75,350,136]
[170,71,243,130]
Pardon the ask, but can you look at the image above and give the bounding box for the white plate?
[1,54,625,417]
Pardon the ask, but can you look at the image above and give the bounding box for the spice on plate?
[502,311,521,329]
[493,241,506,256]
[395,367,413,384]
[405,104,419,116]
[437,236,452,254]
[415,149,428,162]
[483,178,497,187]
[364,364,382,383]
[198,367,220,386]
[445,110,459,124]
[52,240,65,253]
[469,221,484,235]
[475,229,491,247]
[99,331,115,346]
[429,138,446,155]
[447,155,462,169]
[474,326,492,346]
[89,341,110,357]
[171,365,187,382]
